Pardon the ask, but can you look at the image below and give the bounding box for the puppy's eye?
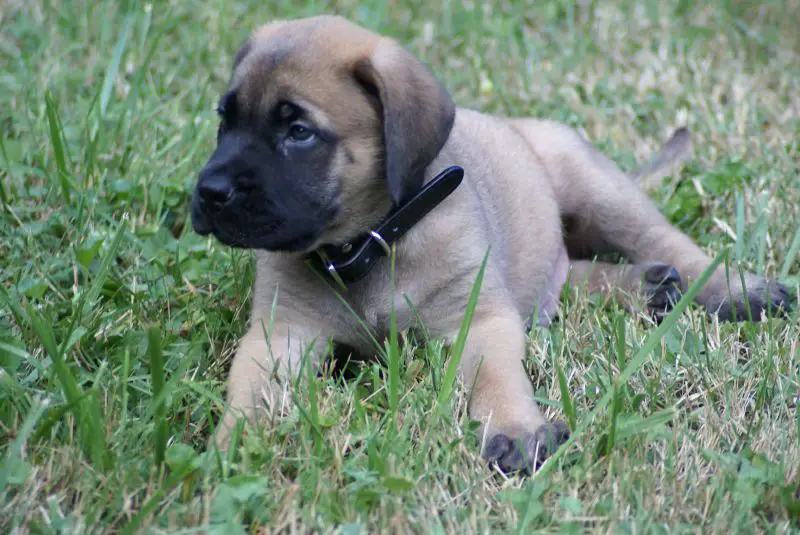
[288,124,316,143]
[215,105,230,138]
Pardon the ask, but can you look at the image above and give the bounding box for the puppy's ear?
[354,39,455,204]
[233,39,252,69]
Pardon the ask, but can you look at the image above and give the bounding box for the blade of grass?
[739,192,770,270]
[387,245,400,416]
[44,91,73,205]
[735,192,745,263]
[614,312,626,371]
[555,363,577,431]
[82,84,103,179]
[99,13,133,120]
[0,396,49,492]
[0,133,14,206]
[137,1,153,51]
[535,250,727,478]
[147,326,167,469]
[120,347,131,424]
[737,265,755,324]
[306,344,323,457]
[605,382,622,456]
[753,193,770,274]
[437,248,490,407]
[780,226,800,280]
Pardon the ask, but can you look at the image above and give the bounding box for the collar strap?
[306,165,464,287]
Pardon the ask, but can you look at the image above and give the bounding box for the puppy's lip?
[190,201,214,236]
[192,218,214,236]
[206,221,322,252]
[260,231,322,253]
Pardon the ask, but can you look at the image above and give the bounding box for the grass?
[1,0,799,532]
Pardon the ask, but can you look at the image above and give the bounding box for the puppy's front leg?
[451,306,569,473]
[214,315,329,449]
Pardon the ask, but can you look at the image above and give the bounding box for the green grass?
[1,0,799,532]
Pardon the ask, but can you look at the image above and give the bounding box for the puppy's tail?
[630,127,693,191]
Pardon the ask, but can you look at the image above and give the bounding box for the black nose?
[197,174,234,209]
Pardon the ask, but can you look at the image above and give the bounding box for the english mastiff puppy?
[191,15,792,473]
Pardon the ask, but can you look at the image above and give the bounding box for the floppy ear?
[354,39,456,204]
[232,39,252,69]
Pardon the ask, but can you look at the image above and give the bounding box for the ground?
[1,0,799,533]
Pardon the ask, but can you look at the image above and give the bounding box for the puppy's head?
[191,16,455,252]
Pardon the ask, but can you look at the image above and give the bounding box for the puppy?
[191,16,792,473]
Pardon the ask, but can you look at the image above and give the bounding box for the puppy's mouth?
[198,221,322,252]
[190,192,335,253]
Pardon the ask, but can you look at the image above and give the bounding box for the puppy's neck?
[305,166,465,288]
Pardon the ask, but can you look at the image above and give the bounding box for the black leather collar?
[305,166,464,288]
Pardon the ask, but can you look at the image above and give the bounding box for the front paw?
[483,421,570,474]
[705,276,793,322]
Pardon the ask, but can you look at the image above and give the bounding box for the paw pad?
[484,421,570,474]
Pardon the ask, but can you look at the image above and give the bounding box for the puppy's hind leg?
[568,259,682,321]
[511,120,793,321]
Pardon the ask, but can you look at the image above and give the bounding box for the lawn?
[1,0,799,533]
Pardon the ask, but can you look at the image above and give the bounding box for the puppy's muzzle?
[191,137,245,237]
[196,173,235,211]
[191,171,234,236]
